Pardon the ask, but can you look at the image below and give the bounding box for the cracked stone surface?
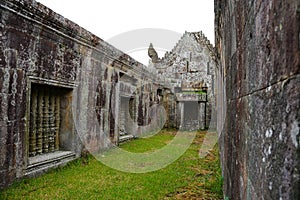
[215,0,300,199]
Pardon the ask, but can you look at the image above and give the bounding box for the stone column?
[199,102,205,130]
[179,102,184,129]
[29,91,38,157]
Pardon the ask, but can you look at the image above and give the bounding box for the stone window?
[26,82,76,176]
[28,84,62,157]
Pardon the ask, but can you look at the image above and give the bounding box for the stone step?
[119,135,134,143]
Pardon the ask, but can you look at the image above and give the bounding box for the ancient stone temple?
[0,0,217,188]
[3,0,298,198]
[215,0,300,199]
[149,31,216,130]
[0,0,167,188]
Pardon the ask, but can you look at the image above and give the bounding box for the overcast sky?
[37,0,214,65]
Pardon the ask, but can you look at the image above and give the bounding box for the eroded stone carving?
[148,43,159,63]
[29,87,61,157]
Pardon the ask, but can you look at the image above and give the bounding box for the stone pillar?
[133,94,139,137]
[119,97,127,136]
[199,102,205,130]
[179,102,184,129]
[29,91,38,157]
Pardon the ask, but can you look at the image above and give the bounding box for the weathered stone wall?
[215,0,300,199]
[156,31,216,99]
[0,0,161,188]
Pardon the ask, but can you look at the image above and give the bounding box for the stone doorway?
[183,101,199,130]
[119,96,136,142]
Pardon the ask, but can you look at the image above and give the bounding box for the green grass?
[0,129,223,200]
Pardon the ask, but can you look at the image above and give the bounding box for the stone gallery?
[0,0,214,188]
[1,0,299,199]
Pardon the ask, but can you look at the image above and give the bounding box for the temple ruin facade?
[0,0,162,187]
[1,0,299,199]
[149,31,216,130]
[0,0,214,188]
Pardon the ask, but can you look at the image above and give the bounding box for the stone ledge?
[25,151,76,177]
[119,135,134,143]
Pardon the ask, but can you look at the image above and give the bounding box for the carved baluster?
[29,90,37,157]
[55,96,60,150]
[36,90,43,155]
[43,91,49,153]
[49,93,56,152]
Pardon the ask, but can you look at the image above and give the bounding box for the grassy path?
[0,130,223,199]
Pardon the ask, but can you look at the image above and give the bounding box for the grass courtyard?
[0,130,223,199]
